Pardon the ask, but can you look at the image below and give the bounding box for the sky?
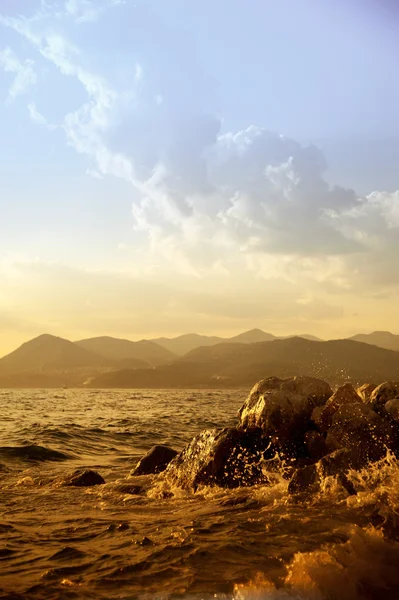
[1,0,399,355]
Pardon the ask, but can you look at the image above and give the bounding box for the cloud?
[64,0,125,23]
[2,0,399,299]
[0,47,37,102]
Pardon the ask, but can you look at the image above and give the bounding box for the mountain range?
[0,329,398,388]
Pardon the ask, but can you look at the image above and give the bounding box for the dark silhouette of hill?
[75,336,176,366]
[87,337,399,389]
[153,333,225,355]
[0,334,111,375]
[153,329,277,355]
[349,331,399,352]
[227,328,276,344]
[281,333,323,342]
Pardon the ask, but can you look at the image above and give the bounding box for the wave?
[0,444,71,462]
[232,526,399,600]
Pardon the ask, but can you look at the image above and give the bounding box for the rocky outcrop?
[148,377,399,496]
[131,445,178,476]
[163,427,270,491]
[311,383,362,433]
[238,376,332,455]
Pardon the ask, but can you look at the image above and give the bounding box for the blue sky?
[1,0,399,353]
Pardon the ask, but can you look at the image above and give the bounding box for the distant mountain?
[153,333,225,355]
[153,329,276,355]
[281,334,323,342]
[75,336,176,366]
[227,329,276,344]
[0,334,110,375]
[87,337,399,389]
[349,331,399,352]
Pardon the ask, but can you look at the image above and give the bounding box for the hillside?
[75,336,176,366]
[87,337,399,389]
[227,329,276,344]
[153,333,225,355]
[0,334,111,376]
[152,329,277,355]
[350,331,399,352]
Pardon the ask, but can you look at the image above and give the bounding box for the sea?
[1,388,399,600]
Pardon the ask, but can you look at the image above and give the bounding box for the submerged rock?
[131,445,178,476]
[114,483,143,495]
[62,469,105,487]
[239,376,332,453]
[163,427,270,491]
[312,383,362,433]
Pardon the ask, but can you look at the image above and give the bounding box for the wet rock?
[311,383,362,433]
[131,445,178,476]
[368,381,399,415]
[163,427,270,491]
[136,536,154,546]
[357,383,377,402]
[63,469,105,487]
[385,398,399,424]
[288,449,357,496]
[325,403,394,467]
[239,376,332,451]
[304,430,329,461]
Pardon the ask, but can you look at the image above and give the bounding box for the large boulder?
[368,381,399,415]
[239,376,332,453]
[163,427,270,491]
[131,445,178,476]
[311,383,362,433]
[325,403,394,467]
[288,449,357,496]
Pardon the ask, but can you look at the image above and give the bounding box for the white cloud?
[2,1,399,298]
[0,47,37,102]
[65,0,125,23]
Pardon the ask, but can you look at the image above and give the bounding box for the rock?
[368,381,399,415]
[239,376,332,453]
[131,445,178,476]
[62,469,105,487]
[288,449,357,496]
[304,430,329,461]
[325,403,394,467]
[357,383,377,402]
[163,427,270,491]
[385,398,399,423]
[136,536,154,546]
[311,383,362,432]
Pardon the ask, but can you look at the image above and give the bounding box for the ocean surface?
[1,388,399,600]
